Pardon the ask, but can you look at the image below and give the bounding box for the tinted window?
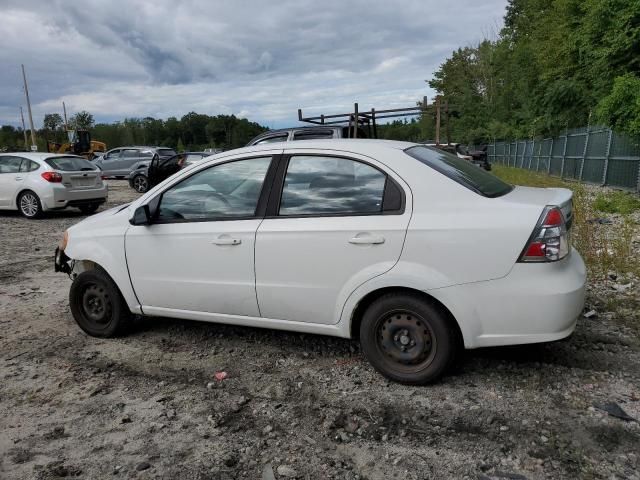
[279,156,386,216]
[0,156,23,174]
[122,149,140,158]
[139,150,154,158]
[405,146,512,198]
[45,156,97,171]
[254,134,288,145]
[158,157,271,222]
[293,129,334,140]
[158,148,177,157]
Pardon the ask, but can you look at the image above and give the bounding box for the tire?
[131,174,149,193]
[18,190,43,219]
[359,293,457,385]
[78,203,101,215]
[69,269,132,337]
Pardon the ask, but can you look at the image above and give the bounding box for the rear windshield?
[404,145,512,198]
[45,156,97,172]
[158,149,177,157]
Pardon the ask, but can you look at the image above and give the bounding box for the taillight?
[41,171,62,183]
[519,206,570,262]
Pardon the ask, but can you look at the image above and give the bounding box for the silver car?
[93,146,177,178]
[0,153,107,218]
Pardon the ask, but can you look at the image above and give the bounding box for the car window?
[105,149,121,159]
[292,129,335,140]
[0,156,23,174]
[279,156,386,216]
[158,148,177,157]
[19,159,39,172]
[45,156,97,171]
[404,145,512,198]
[139,150,154,158]
[157,157,271,222]
[122,149,140,158]
[254,134,288,145]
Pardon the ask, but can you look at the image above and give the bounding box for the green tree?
[70,111,95,130]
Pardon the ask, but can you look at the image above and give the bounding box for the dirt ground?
[1,181,639,480]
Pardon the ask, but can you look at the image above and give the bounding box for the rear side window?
[158,149,177,157]
[405,145,512,198]
[292,129,335,140]
[45,156,97,171]
[20,159,39,172]
[279,156,386,216]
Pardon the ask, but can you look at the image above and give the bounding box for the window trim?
[149,154,280,225]
[264,153,405,219]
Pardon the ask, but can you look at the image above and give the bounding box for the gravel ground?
[1,181,639,480]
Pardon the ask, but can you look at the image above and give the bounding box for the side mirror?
[130,205,151,225]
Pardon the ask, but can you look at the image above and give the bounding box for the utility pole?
[21,64,37,150]
[445,100,450,145]
[62,101,69,130]
[435,96,441,145]
[19,107,29,149]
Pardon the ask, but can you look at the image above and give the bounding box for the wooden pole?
[445,101,450,145]
[19,107,29,149]
[21,64,37,150]
[63,102,69,130]
[435,97,441,145]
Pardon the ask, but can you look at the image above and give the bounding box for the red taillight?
[519,206,570,263]
[41,171,62,183]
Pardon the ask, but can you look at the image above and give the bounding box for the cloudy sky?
[0,0,507,129]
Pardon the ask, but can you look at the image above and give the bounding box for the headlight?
[59,230,69,250]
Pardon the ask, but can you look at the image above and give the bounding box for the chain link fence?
[487,127,640,192]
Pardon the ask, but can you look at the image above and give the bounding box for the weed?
[593,190,640,214]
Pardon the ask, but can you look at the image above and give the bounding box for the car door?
[0,156,26,207]
[120,148,142,174]
[255,151,412,325]
[97,149,122,176]
[125,154,278,317]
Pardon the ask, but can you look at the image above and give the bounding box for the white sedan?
[0,152,107,218]
[54,140,586,384]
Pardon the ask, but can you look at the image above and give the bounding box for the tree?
[43,113,63,131]
[70,111,95,130]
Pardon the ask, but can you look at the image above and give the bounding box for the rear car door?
[0,156,26,207]
[255,150,412,325]
[125,153,280,317]
[120,148,143,174]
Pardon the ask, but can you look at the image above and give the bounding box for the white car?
[54,140,586,384]
[0,153,107,218]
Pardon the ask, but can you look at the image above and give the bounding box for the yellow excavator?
[47,130,106,160]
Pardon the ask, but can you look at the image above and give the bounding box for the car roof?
[0,152,85,161]
[216,139,417,159]
[256,125,343,136]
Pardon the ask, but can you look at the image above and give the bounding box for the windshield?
[404,145,512,198]
[45,156,97,172]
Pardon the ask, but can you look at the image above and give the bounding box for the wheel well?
[349,287,464,346]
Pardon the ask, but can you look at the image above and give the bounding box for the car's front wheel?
[18,190,43,219]
[131,174,149,193]
[69,269,132,337]
[359,293,457,385]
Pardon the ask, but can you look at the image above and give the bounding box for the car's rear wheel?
[78,203,101,214]
[18,190,43,219]
[131,174,149,193]
[359,293,457,384]
[69,269,132,337]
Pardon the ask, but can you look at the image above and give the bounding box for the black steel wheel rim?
[81,283,112,326]
[375,310,437,373]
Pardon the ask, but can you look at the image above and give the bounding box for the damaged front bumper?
[54,247,72,274]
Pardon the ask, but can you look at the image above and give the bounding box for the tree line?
[0,111,268,152]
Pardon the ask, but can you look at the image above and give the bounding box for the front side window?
[157,157,271,222]
[158,148,177,157]
[0,156,23,174]
[279,156,386,216]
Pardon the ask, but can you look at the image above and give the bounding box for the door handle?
[15,177,23,181]
[212,236,241,246]
[349,233,385,245]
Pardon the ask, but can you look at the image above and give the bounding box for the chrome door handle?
[349,234,385,245]
[212,236,241,246]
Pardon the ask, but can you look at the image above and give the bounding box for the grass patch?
[593,190,640,214]
[492,165,640,280]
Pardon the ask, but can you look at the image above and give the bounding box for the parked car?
[55,140,585,384]
[128,152,210,193]
[247,125,367,146]
[93,146,177,178]
[423,143,491,170]
[0,153,107,218]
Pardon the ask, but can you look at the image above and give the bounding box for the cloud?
[0,0,507,128]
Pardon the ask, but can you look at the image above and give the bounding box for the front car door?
[97,149,122,176]
[125,153,279,317]
[0,156,26,207]
[255,150,412,325]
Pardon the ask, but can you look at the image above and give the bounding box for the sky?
[0,0,507,129]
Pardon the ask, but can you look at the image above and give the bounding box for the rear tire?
[18,190,43,219]
[359,293,457,385]
[131,174,149,193]
[69,269,132,337]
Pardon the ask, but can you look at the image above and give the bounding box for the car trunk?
[59,170,102,190]
[501,186,573,228]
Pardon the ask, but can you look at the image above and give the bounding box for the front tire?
[131,174,149,193]
[69,269,132,337]
[18,190,43,219]
[359,293,457,385]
